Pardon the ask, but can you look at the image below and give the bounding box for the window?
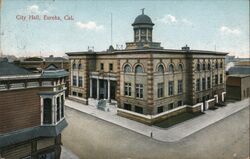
[207,77,211,89]
[196,63,200,71]
[215,62,218,69]
[78,76,83,87]
[157,106,164,113]
[109,63,113,71]
[168,103,174,110]
[178,80,183,94]
[135,65,143,73]
[168,64,174,72]
[202,63,206,71]
[202,78,206,90]
[196,98,200,103]
[56,97,60,122]
[196,79,200,91]
[78,63,82,69]
[177,100,183,106]
[78,93,83,97]
[136,84,143,98]
[157,83,164,98]
[73,76,77,86]
[220,62,223,68]
[220,74,223,83]
[72,91,77,96]
[215,75,218,85]
[124,64,132,73]
[124,103,132,110]
[61,95,64,118]
[168,81,174,96]
[178,64,183,71]
[135,106,143,114]
[100,63,104,70]
[43,98,52,124]
[157,64,164,73]
[208,63,211,70]
[124,83,131,96]
[72,63,76,69]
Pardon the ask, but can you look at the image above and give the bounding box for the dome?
[132,14,154,26]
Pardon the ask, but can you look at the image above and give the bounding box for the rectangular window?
[196,79,200,91]
[78,93,83,97]
[177,100,183,106]
[100,63,104,70]
[124,103,132,110]
[135,106,143,114]
[136,84,143,98]
[215,75,218,85]
[168,103,174,110]
[78,76,83,87]
[157,83,164,98]
[178,80,183,94]
[207,77,211,89]
[73,76,77,86]
[168,81,174,96]
[202,78,206,90]
[109,63,113,71]
[220,74,223,84]
[124,83,132,96]
[61,95,64,118]
[56,97,60,122]
[157,106,164,113]
[72,91,77,96]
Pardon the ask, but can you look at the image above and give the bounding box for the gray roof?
[41,69,69,78]
[0,119,67,148]
[0,61,33,76]
[132,14,154,26]
[228,66,250,75]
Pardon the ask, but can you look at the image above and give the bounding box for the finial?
[141,8,145,15]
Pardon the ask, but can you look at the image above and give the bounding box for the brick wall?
[0,88,41,133]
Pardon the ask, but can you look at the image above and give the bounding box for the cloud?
[76,21,104,31]
[157,14,192,26]
[220,26,241,35]
[27,5,49,14]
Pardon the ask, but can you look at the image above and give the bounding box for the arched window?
[208,63,211,70]
[43,98,52,124]
[196,63,201,71]
[178,64,183,71]
[157,64,164,73]
[124,64,132,73]
[202,63,206,71]
[78,63,82,69]
[135,65,144,73]
[72,63,76,69]
[168,64,174,72]
[220,62,223,68]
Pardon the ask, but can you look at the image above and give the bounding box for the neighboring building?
[0,61,68,159]
[14,55,69,73]
[226,74,250,100]
[66,11,227,124]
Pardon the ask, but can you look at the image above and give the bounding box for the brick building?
[0,60,68,159]
[66,11,227,124]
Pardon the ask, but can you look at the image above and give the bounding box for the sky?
[0,0,249,58]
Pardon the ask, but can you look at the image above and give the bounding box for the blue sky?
[1,0,249,57]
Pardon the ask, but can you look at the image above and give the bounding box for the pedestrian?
[150,131,153,138]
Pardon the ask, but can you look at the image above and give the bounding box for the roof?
[228,74,250,78]
[66,48,228,56]
[132,13,154,26]
[0,61,33,76]
[228,66,250,75]
[41,69,69,78]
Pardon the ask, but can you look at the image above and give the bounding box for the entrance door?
[202,96,206,110]
[110,81,116,100]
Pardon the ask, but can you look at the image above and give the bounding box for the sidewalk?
[65,99,249,142]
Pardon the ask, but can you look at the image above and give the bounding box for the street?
[62,106,249,159]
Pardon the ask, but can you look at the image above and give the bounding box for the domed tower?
[132,9,154,43]
[126,9,162,50]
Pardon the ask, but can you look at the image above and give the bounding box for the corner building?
[66,11,227,124]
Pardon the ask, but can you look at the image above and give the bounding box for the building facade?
[66,11,227,124]
[0,60,68,159]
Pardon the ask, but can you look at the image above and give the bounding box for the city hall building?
[66,11,227,124]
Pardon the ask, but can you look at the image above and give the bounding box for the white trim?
[0,74,40,80]
[205,98,215,110]
[214,94,219,103]
[222,92,226,102]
